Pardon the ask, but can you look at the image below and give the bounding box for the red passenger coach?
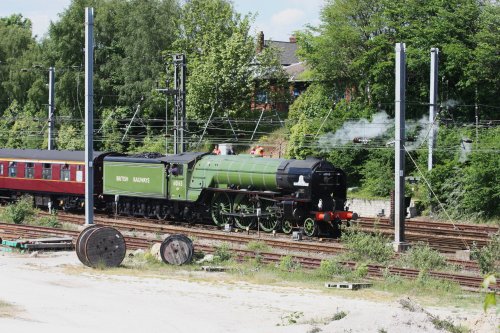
[0,149,109,210]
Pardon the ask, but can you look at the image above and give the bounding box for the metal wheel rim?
[281,220,293,234]
[258,201,278,232]
[233,194,256,229]
[303,218,317,237]
[210,192,232,227]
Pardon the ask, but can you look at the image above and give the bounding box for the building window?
[25,163,34,178]
[42,163,52,180]
[256,90,268,104]
[61,164,70,181]
[8,162,17,177]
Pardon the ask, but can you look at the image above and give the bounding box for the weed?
[214,242,232,262]
[94,259,110,271]
[278,311,303,326]
[471,232,500,274]
[351,263,368,279]
[431,317,469,333]
[341,229,393,264]
[318,258,348,277]
[377,329,388,333]
[33,210,61,228]
[307,327,322,333]
[246,240,270,253]
[332,310,347,321]
[279,255,301,271]
[1,196,36,224]
[399,242,448,271]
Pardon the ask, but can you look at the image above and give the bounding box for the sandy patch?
[0,251,496,332]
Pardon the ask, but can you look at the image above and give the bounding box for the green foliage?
[213,242,232,262]
[278,311,303,326]
[246,241,270,253]
[416,126,500,219]
[318,258,348,277]
[341,229,394,263]
[359,149,394,197]
[1,196,36,224]
[35,211,61,228]
[278,255,301,272]
[332,310,347,321]
[172,0,268,120]
[481,274,497,312]
[430,317,470,333]
[471,232,500,275]
[297,0,498,120]
[399,243,448,272]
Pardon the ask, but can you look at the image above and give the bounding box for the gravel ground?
[0,251,497,333]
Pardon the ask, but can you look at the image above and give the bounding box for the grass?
[61,239,486,311]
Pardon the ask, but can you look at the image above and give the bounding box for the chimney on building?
[257,31,264,53]
[289,35,297,43]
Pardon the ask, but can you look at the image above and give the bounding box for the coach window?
[8,162,17,177]
[42,163,52,179]
[0,164,3,175]
[25,163,34,178]
[61,164,70,181]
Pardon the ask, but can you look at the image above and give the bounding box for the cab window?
[8,162,17,177]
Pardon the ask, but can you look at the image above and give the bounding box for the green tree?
[172,0,256,120]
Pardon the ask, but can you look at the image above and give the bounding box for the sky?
[0,0,324,41]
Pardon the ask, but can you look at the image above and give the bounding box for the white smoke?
[318,111,438,152]
[318,111,392,150]
[404,115,430,151]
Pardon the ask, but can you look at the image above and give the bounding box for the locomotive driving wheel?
[258,200,278,232]
[210,192,232,227]
[233,194,256,230]
[303,217,318,237]
[281,220,293,234]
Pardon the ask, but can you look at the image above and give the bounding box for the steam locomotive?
[0,149,355,237]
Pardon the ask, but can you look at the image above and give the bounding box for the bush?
[399,243,448,271]
[341,229,394,264]
[214,242,232,262]
[279,255,301,271]
[1,196,36,224]
[34,211,61,228]
[471,232,500,275]
[318,258,348,277]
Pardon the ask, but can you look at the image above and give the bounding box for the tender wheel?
[210,192,232,227]
[303,217,318,237]
[258,200,278,232]
[281,220,293,234]
[156,205,167,221]
[233,194,256,230]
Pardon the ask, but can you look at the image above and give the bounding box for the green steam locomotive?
[103,152,355,237]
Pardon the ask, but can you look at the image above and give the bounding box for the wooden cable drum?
[78,226,127,268]
[75,224,101,267]
[160,234,193,265]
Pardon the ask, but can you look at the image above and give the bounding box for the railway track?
[0,222,496,292]
[354,217,498,252]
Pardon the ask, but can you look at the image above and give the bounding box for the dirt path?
[0,252,495,332]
